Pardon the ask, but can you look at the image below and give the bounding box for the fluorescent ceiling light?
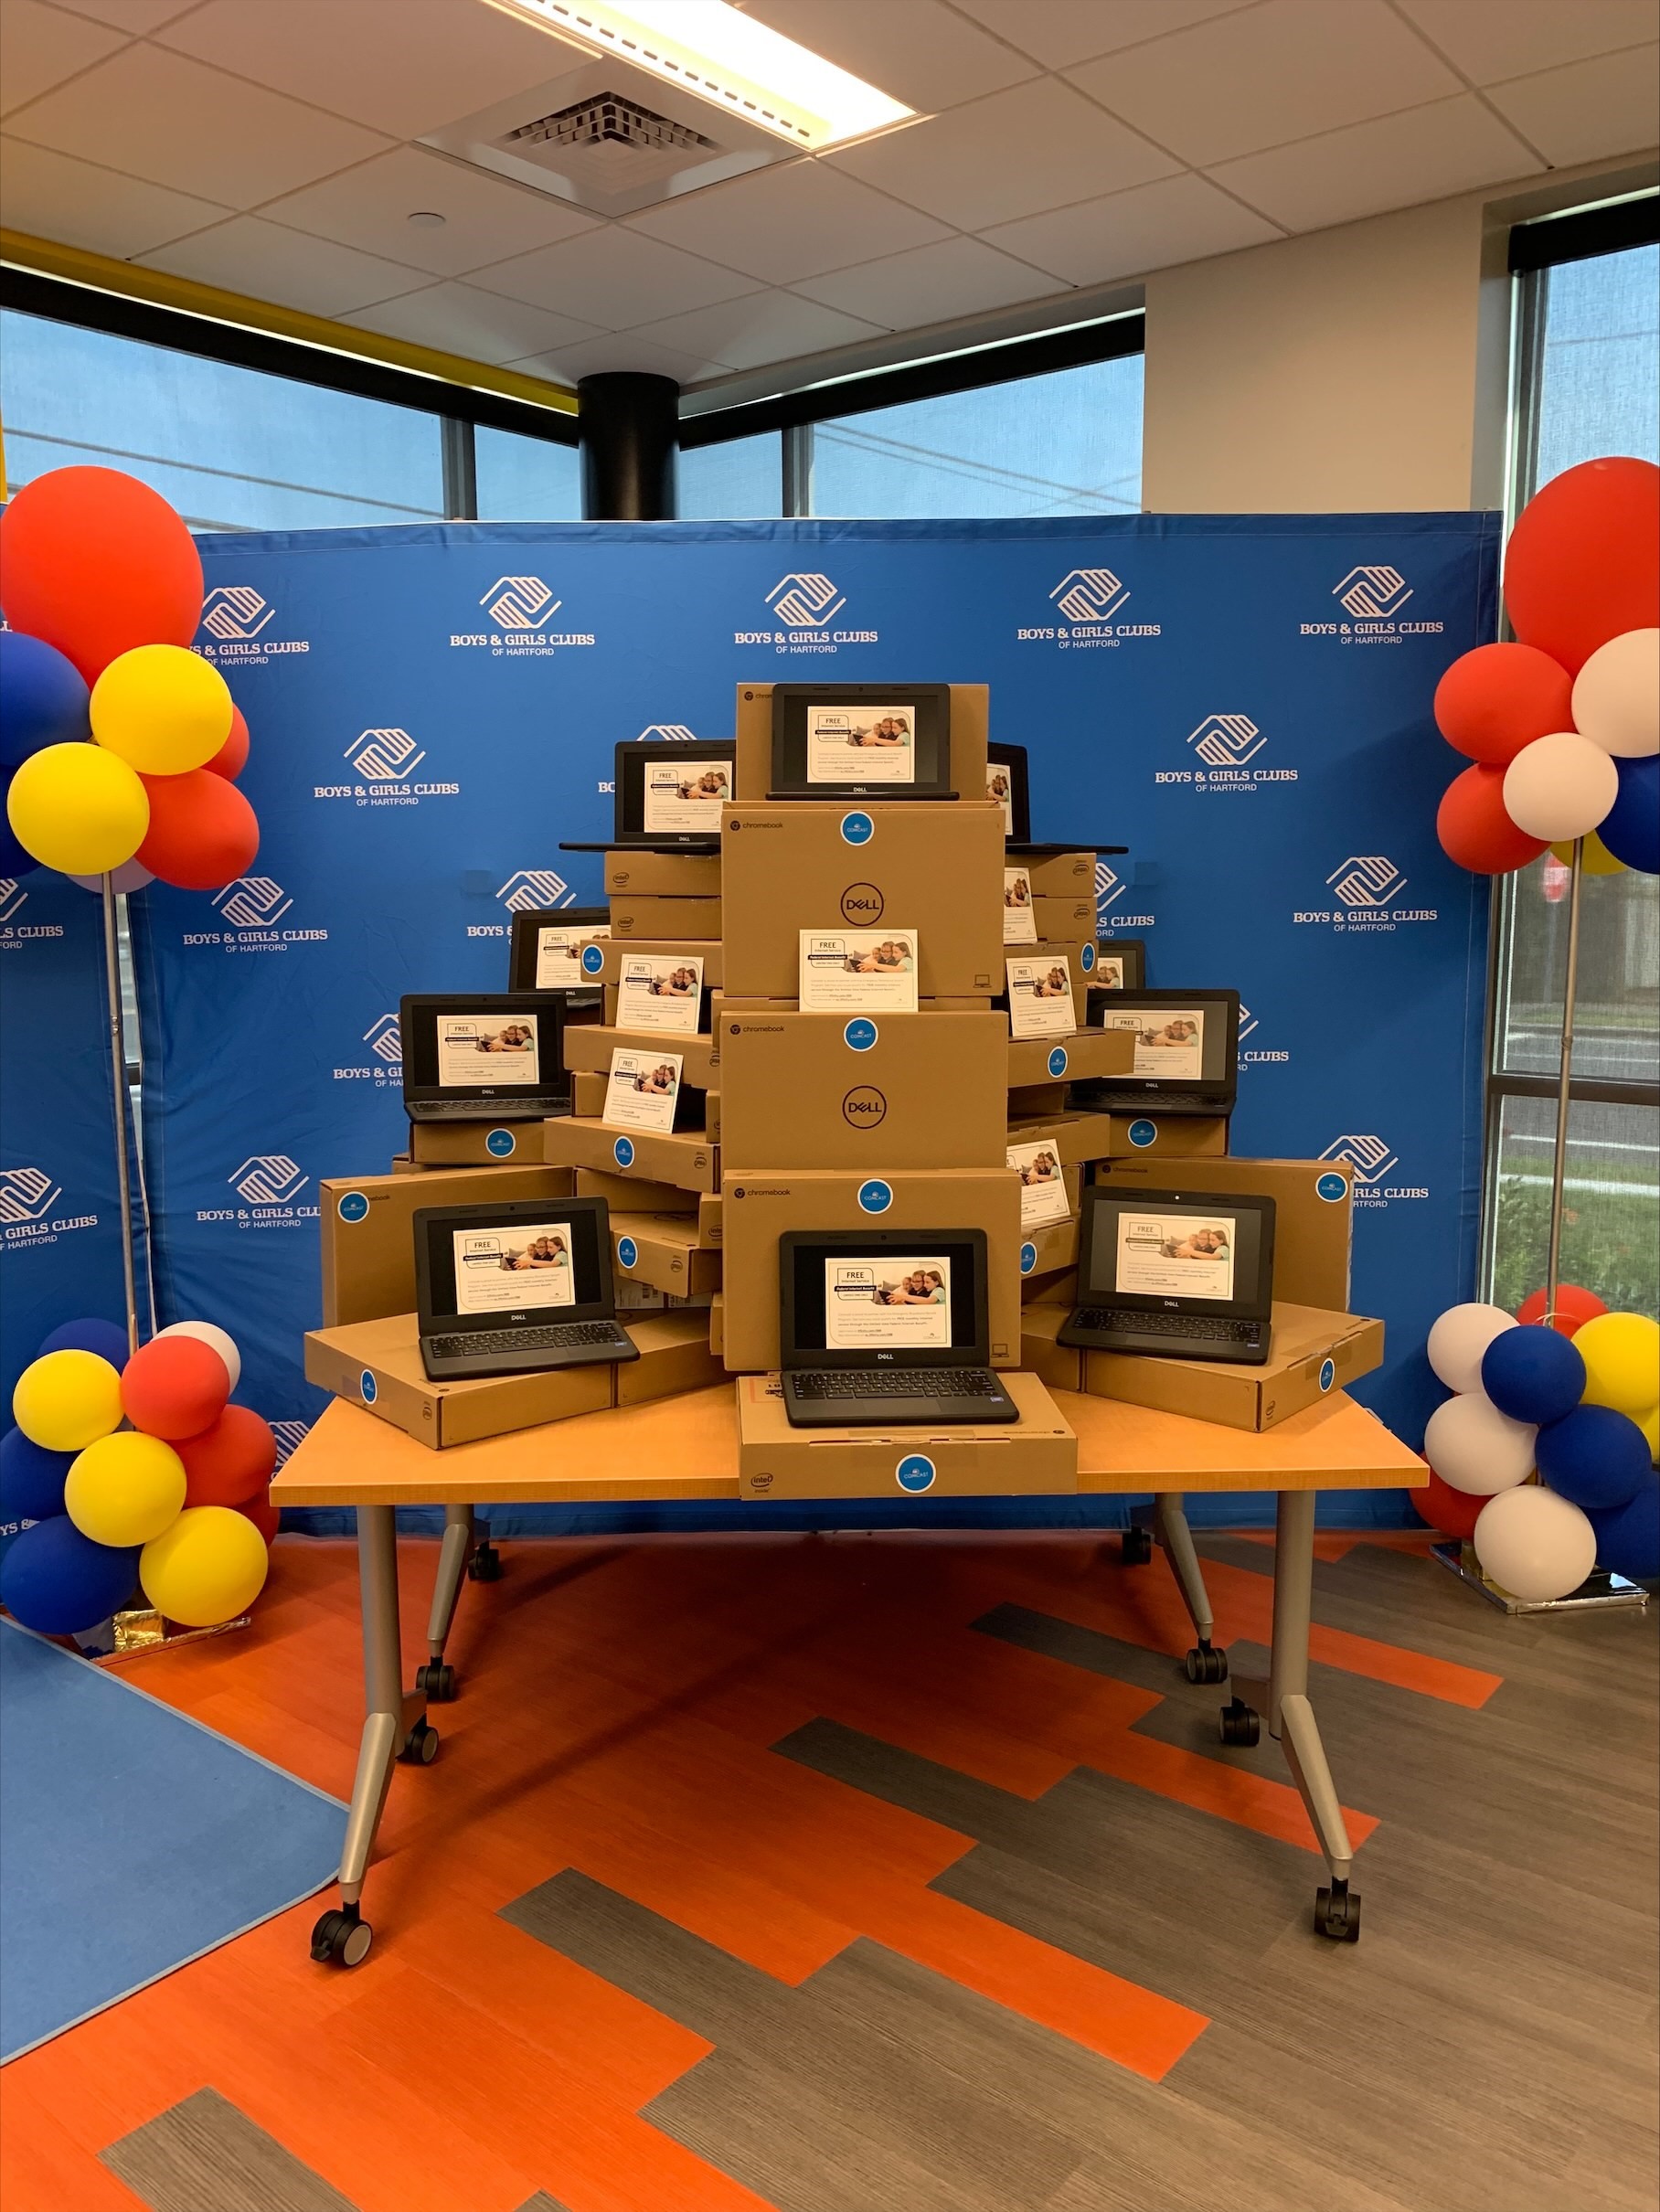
[479,0,914,149]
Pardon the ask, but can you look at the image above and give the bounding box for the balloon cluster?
[0,1317,278,1639]
[1420,1297,1659,1601]
[1,467,260,891]
[1434,458,1658,878]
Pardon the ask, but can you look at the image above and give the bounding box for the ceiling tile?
[624,291,886,371]
[0,133,229,255]
[5,42,391,204]
[40,0,197,26]
[739,0,1038,111]
[261,145,596,278]
[1484,48,1660,168]
[793,234,1060,328]
[512,329,721,385]
[153,0,575,139]
[945,0,1261,72]
[624,160,951,283]
[0,0,128,117]
[1069,0,1461,165]
[345,279,602,366]
[136,213,430,314]
[981,172,1282,283]
[470,225,761,329]
[1391,0,1660,86]
[1208,93,1536,231]
[825,76,1177,229]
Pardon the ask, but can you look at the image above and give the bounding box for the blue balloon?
[0,1428,72,1523]
[0,775,41,880]
[1589,1475,1660,1583]
[0,1517,140,1635]
[1537,1404,1652,1512]
[1598,752,1658,876]
[1480,1323,1585,1426]
[0,631,90,770]
[37,1316,129,1367]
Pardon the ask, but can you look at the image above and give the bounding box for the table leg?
[1153,1493,1226,1683]
[1268,1489,1360,1941]
[416,1505,476,1702]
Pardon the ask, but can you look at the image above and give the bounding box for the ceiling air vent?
[504,94,713,157]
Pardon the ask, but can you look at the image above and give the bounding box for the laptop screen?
[614,739,735,843]
[782,1231,984,1367]
[401,995,566,1102]
[1080,1190,1271,1318]
[1091,990,1237,1090]
[769,684,951,798]
[418,1199,610,1328]
[985,744,1031,842]
[509,908,608,992]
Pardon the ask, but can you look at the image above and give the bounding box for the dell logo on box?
[336,1191,369,1223]
[844,1018,878,1051]
[857,1179,892,1214]
[842,1086,886,1128]
[839,882,884,923]
[896,1453,936,1494]
[840,811,874,846]
[613,1136,635,1167]
[485,1129,516,1157]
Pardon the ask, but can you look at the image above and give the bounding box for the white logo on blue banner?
[202,585,275,641]
[1189,713,1263,768]
[1335,566,1412,621]
[231,1155,308,1205]
[271,1420,309,1466]
[0,1166,61,1224]
[365,1015,402,1064]
[768,573,843,627]
[0,879,29,925]
[497,870,571,913]
[1052,569,1127,622]
[638,724,697,741]
[483,576,559,631]
[1296,856,1437,932]
[1319,1133,1428,1207]
[214,877,293,928]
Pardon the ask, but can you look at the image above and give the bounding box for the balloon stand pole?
[100,871,141,1358]
[1431,1539,1647,1615]
[90,1611,253,1667]
[1541,837,1584,1326]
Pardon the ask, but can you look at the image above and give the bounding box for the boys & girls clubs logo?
[1319,1133,1429,1207]
[182,877,329,952]
[335,1013,403,1087]
[1095,861,1155,931]
[1155,712,1298,794]
[452,577,595,658]
[1294,856,1438,932]
[736,573,878,654]
[314,727,460,807]
[1017,568,1160,650]
[1298,566,1444,644]
[0,1166,98,1252]
[197,586,309,668]
[197,1155,319,1228]
[0,878,64,947]
[465,870,575,941]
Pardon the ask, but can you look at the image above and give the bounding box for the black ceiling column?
[578,372,679,518]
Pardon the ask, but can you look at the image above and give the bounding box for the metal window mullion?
[441,417,478,519]
[782,422,812,517]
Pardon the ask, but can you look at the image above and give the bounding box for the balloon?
[1516,1282,1608,1335]
[1411,1467,1485,1542]
[204,707,249,781]
[140,1505,269,1627]
[0,1428,73,1522]
[65,1432,186,1547]
[1474,1484,1598,1603]
[136,769,259,892]
[1423,1391,1537,1495]
[0,782,41,879]
[1427,1303,1516,1394]
[176,1406,275,1509]
[1550,831,1624,876]
[119,1335,229,1442]
[1574,1312,1660,1418]
[1436,761,1549,875]
[12,1350,123,1452]
[0,631,90,769]
[1480,1324,1586,1428]
[1433,643,1574,767]
[1589,1477,1660,1581]
[1503,456,1660,675]
[1570,627,1658,759]
[68,860,155,895]
[0,1516,140,1636]
[37,1316,129,1367]
[5,742,148,876]
[0,464,204,683]
[1502,732,1619,842]
[238,1490,281,1545]
[90,644,232,776]
[1641,1406,1659,1461]
[155,1320,240,1392]
[1598,753,1659,875]
[1536,1404,1652,1514]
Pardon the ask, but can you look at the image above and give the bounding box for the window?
[678,431,782,518]
[474,424,581,520]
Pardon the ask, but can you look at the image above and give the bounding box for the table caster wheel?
[467,1542,501,1582]
[1184,1641,1228,1685]
[416,1660,456,1701]
[311,1906,372,1968]
[1314,1882,1361,1942]
[1219,1697,1260,1747]
[399,1721,440,1765]
[1121,1526,1154,1567]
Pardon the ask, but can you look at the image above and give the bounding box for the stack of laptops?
[1059,1186,1276,1365]
[562,737,734,856]
[400,994,569,1122]
[1075,987,1240,1118]
[414,1196,639,1380]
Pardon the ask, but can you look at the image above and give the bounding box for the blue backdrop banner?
[131,515,1499,1526]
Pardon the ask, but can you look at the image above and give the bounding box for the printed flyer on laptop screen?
[618,952,704,1034]
[536,922,607,989]
[806,704,915,783]
[986,761,1015,834]
[452,1222,575,1313]
[1005,957,1075,1037]
[1116,1212,1236,1302]
[602,1046,682,1133]
[799,930,919,1014]
[436,1012,540,1085]
[1091,954,1127,992]
[1102,1005,1207,1078]
[1007,1139,1069,1228]
[643,757,730,833]
[1003,867,1037,945]
[825,1257,952,1349]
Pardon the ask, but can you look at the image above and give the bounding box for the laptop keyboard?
[431,1321,624,1358]
[792,1368,1006,1399]
[1074,1308,1261,1345]
[413,1097,561,1118]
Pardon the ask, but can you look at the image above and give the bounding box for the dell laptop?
[400,994,569,1122]
[988,740,1126,862]
[1059,1186,1275,1365]
[1076,987,1240,1117]
[777,1228,1017,1427]
[768,683,954,803]
[561,738,732,854]
[414,1196,639,1380]
[508,906,608,995]
[1089,937,1146,993]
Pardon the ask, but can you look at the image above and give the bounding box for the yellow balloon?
[5,742,149,876]
[12,1349,123,1452]
[140,1505,269,1628]
[66,1431,186,1547]
[1576,1312,1660,1419]
[1551,832,1625,876]
[90,643,231,774]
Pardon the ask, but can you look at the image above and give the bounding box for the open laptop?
[1074,987,1240,1117]
[769,684,954,803]
[508,906,608,994]
[1059,1186,1275,1364]
[988,741,1126,862]
[414,1196,638,1380]
[778,1228,1017,1427]
[400,994,569,1121]
[561,738,732,855]
[1088,937,1146,993]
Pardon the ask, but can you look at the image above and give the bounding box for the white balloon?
[1426,1303,1516,1394]
[1474,1484,1597,1603]
[68,861,154,895]
[156,1319,240,1392]
[1571,628,1659,760]
[1423,1392,1537,1495]
[1503,731,1620,840]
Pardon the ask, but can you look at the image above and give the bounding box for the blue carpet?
[0,1618,346,2061]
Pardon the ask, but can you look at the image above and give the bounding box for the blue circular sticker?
[896,1453,936,1494]
[580,942,604,975]
[1319,1357,1336,1393]
[1020,1241,1038,1276]
[617,1236,638,1270]
[359,1368,378,1405]
[1315,1172,1346,1203]
[1128,1119,1158,1148]
[1080,941,1097,973]
[1047,1045,1069,1079]
[844,1017,878,1052]
[840,810,874,846]
[485,1128,516,1157]
[336,1191,369,1224]
[613,1135,635,1168]
[857,1178,892,1214]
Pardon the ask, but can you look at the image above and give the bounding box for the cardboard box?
[604,850,720,897]
[1018,850,1094,896]
[409,1117,548,1166]
[303,1313,612,1449]
[699,1191,722,1246]
[544,1116,719,1193]
[1073,1113,1230,1161]
[735,1369,1075,1499]
[735,681,988,805]
[1019,1207,1078,1281]
[576,1166,698,1218]
[1082,1303,1385,1432]
[571,1069,606,1118]
[1092,1154,1353,1309]
[721,802,1004,1001]
[614,1308,724,1408]
[563,1023,720,1090]
[706,1090,720,1146]
[708,1292,723,1356]
[1006,1027,1134,1090]
[611,1210,722,1301]
[320,1165,577,1327]
[592,937,724,989]
[1030,896,1096,939]
[603,984,722,1028]
[718,1008,1007,1172]
[721,1166,1021,1373]
[1007,1113,1126,1170]
[609,896,722,941]
[1019,1301,1083,1392]
[1023,1267,1077,1307]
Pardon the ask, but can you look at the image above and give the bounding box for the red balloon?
[238,1490,281,1545]
[1505,456,1660,675]
[1436,761,1550,875]
[1412,1468,1484,1543]
[1433,643,1574,766]
[204,707,249,780]
[137,769,259,890]
[176,1405,277,1507]
[0,466,203,684]
[1516,1282,1609,1337]
[120,1335,229,1441]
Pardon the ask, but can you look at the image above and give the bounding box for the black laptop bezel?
[1087,938,1147,994]
[769,683,953,803]
[613,738,735,848]
[508,907,608,994]
[1075,1186,1275,1324]
[399,993,569,1113]
[415,1196,617,1338]
[1080,986,1240,1101]
[986,742,1031,843]
[779,1228,989,1374]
